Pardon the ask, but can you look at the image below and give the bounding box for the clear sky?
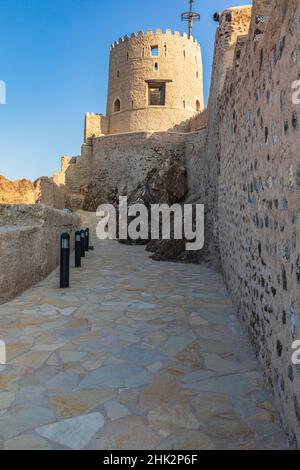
[0,0,252,181]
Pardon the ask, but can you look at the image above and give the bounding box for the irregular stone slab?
[0,392,15,410]
[79,365,151,389]
[191,392,230,421]
[32,343,65,352]
[92,416,160,450]
[161,336,194,356]
[60,351,87,363]
[10,351,51,369]
[183,373,254,395]
[49,389,115,418]
[6,343,33,361]
[203,353,240,374]
[36,412,105,449]
[148,403,199,437]
[156,429,214,450]
[104,400,130,421]
[4,434,51,450]
[114,346,162,366]
[189,313,210,326]
[0,406,55,440]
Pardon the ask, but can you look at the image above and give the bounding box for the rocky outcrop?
[0,175,66,209]
[82,171,118,211]
[118,159,189,247]
[0,175,36,204]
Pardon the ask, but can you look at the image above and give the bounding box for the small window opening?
[132,100,134,109]
[148,83,166,106]
[154,62,159,71]
[196,100,201,112]
[116,70,120,78]
[183,100,186,109]
[114,99,121,113]
[151,46,158,57]
[142,48,145,58]
[183,50,186,60]
[196,70,199,78]
[164,44,167,56]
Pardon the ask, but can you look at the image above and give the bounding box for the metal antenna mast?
[181,0,200,39]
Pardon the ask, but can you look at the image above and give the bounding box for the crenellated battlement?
[110,28,200,50]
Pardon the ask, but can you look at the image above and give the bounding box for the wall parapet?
[110,29,200,50]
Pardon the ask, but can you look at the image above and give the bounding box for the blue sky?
[0,0,252,181]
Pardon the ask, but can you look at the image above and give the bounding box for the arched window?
[114,99,121,113]
[196,100,201,112]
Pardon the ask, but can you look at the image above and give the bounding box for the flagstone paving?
[0,235,289,449]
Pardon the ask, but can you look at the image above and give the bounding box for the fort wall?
[0,205,80,304]
[185,0,300,445]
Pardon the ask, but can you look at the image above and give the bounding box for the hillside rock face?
[125,158,188,208]
[82,172,118,212]
[0,175,66,209]
[0,176,36,204]
[118,159,188,247]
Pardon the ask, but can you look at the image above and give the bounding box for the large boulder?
[128,158,188,206]
[118,159,188,245]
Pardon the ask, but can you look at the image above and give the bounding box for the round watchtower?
[106,29,204,134]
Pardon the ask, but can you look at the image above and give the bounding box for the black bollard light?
[60,233,70,288]
[80,229,85,258]
[85,228,89,252]
[75,231,81,268]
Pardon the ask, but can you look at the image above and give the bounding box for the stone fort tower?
[85,29,204,138]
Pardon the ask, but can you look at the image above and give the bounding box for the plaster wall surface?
[0,205,80,304]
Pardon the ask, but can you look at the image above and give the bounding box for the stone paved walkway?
[0,233,289,449]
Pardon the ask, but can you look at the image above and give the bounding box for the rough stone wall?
[56,131,187,210]
[34,177,65,209]
[217,0,300,446]
[0,204,80,304]
[107,29,204,134]
[189,108,208,131]
[185,6,252,259]
[84,113,109,141]
[185,0,300,446]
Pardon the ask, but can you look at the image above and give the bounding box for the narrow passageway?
[0,224,288,449]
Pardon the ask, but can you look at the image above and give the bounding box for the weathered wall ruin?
[0,205,80,304]
[55,131,186,210]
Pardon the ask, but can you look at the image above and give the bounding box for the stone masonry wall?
[185,0,300,446]
[218,0,300,446]
[0,205,80,304]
